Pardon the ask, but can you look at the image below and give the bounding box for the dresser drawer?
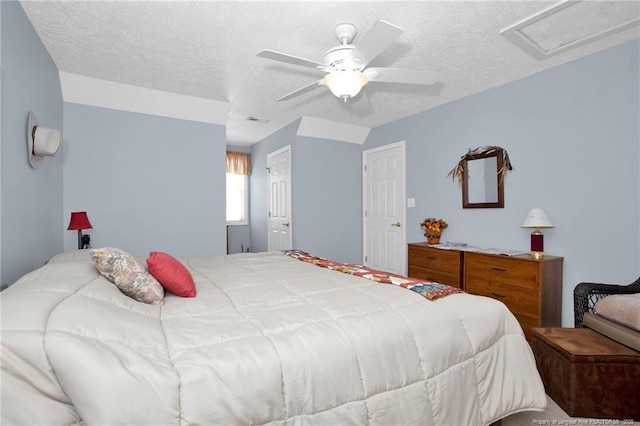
[408,265,461,288]
[407,243,463,288]
[408,245,461,273]
[465,276,539,319]
[465,252,539,290]
[462,250,563,342]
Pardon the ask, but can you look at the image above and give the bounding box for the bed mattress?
[1,250,546,425]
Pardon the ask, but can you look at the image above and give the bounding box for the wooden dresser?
[465,251,563,341]
[407,243,463,288]
[407,243,563,341]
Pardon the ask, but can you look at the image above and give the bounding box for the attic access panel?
[500,0,640,59]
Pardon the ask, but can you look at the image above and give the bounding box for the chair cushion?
[595,294,640,332]
[583,312,640,352]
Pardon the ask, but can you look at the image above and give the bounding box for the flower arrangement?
[420,218,448,234]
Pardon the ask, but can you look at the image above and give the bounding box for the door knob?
[391,222,401,227]
[281,222,290,227]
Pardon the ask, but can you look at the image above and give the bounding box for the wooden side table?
[531,327,640,420]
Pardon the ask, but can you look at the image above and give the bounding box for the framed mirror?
[449,146,512,209]
[462,150,504,208]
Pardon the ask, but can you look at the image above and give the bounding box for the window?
[226,173,248,225]
[226,151,251,225]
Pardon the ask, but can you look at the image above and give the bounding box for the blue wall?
[249,121,363,263]
[250,120,299,253]
[293,136,362,264]
[1,1,63,285]
[365,39,640,326]
[63,103,227,259]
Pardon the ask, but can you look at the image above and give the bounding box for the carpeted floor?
[503,395,637,426]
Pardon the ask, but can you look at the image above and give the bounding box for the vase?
[426,232,441,245]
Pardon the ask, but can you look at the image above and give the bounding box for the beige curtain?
[226,151,251,175]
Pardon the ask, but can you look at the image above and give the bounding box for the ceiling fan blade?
[277,80,324,101]
[257,49,325,69]
[348,20,403,68]
[365,67,438,85]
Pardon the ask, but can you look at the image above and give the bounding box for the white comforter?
[1,250,546,425]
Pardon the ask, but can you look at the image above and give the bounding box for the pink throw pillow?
[147,252,196,297]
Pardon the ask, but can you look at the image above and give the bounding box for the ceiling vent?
[246,116,269,123]
[500,0,640,60]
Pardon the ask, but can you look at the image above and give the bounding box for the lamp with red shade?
[67,211,93,249]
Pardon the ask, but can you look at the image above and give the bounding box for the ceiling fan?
[257,20,438,102]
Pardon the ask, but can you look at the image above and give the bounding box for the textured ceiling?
[19,1,640,145]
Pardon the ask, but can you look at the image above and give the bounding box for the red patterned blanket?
[284,250,462,300]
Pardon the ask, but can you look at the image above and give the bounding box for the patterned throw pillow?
[90,247,164,305]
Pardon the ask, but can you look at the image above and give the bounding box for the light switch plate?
[407,198,415,208]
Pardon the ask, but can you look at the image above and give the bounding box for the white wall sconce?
[27,112,61,168]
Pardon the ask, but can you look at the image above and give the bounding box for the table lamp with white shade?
[521,208,554,258]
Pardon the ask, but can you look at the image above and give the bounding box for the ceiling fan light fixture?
[323,70,368,101]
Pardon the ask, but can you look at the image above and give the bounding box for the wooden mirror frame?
[461,150,504,208]
[449,146,512,209]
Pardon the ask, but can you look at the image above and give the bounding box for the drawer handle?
[491,292,507,298]
[491,267,507,272]
[427,256,437,260]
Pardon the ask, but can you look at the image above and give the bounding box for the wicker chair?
[574,277,640,328]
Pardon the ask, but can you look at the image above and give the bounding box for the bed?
[1,249,546,425]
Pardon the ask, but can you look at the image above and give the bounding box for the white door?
[267,146,292,251]
[363,142,406,275]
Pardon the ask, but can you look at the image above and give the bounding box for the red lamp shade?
[67,211,93,230]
